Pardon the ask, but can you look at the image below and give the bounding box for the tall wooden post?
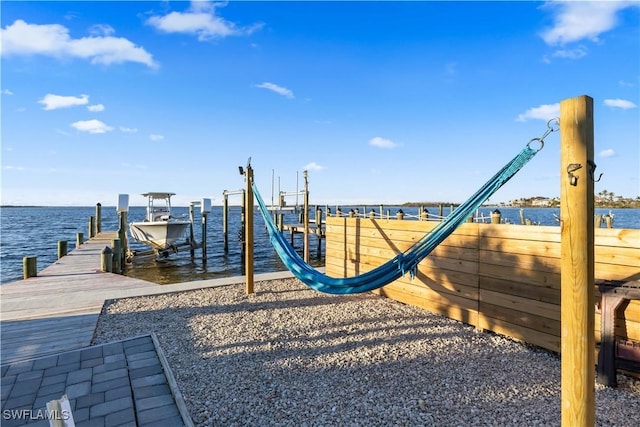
[96,203,102,234]
[303,170,310,263]
[189,203,195,258]
[202,212,208,263]
[245,165,254,294]
[89,216,95,238]
[223,192,229,252]
[118,211,128,267]
[560,95,595,427]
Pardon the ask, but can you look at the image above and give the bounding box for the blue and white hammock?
[253,142,543,294]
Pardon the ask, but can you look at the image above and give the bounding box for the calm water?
[1,206,638,285]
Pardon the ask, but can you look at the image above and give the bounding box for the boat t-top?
[129,192,190,256]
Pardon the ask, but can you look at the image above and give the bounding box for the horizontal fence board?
[480,276,560,304]
[374,286,478,326]
[479,301,560,337]
[477,315,561,352]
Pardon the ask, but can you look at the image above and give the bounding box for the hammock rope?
[253,122,557,294]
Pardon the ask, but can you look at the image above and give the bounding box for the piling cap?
[101,246,113,254]
[492,209,501,214]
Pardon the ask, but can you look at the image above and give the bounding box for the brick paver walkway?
[1,335,190,427]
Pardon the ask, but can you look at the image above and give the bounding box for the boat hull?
[129,221,190,251]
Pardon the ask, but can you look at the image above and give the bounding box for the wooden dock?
[0,232,296,365]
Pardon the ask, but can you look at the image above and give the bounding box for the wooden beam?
[560,95,595,426]
[245,164,254,294]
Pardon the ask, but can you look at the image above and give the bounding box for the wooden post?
[594,214,603,228]
[111,238,121,274]
[396,209,404,220]
[604,215,613,229]
[303,170,310,263]
[118,211,128,267]
[89,216,95,238]
[223,192,229,252]
[560,95,595,427]
[95,203,102,234]
[519,209,526,225]
[76,232,84,247]
[202,212,208,263]
[278,213,284,231]
[491,209,502,224]
[189,203,195,258]
[23,256,37,279]
[100,246,113,272]
[439,204,443,219]
[245,165,254,294]
[57,240,67,259]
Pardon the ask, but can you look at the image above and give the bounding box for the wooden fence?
[324,217,640,354]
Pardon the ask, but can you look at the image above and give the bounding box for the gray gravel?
[93,278,640,426]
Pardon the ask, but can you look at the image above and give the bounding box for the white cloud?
[2,165,25,171]
[87,104,104,112]
[304,162,326,172]
[369,137,399,149]
[599,149,616,158]
[0,19,157,68]
[71,119,113,134]
[119,126,138,133]
[39,94,89,110]
[149,134,165,141]
[516,103,560,122]
[540,2,638,45]
[255,82,294,99]
[604,98,637,109]
[146,1,263,41]
[550,45,588,60]
[2,89,14,95]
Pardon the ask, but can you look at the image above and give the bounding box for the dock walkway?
[1,232,295,426]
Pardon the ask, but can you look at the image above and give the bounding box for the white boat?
[129,192,190,254]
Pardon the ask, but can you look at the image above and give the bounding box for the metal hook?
[567,163,582,186]
[588,160,603,182]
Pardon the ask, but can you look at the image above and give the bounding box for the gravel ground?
[93,278,640,426]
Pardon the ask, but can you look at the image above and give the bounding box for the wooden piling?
[595,214,603,228]
[23,256,37,279]
[111,238,121,274]
[202,212,208,262]
[245,165,254,294]
[396,209,404,220]
[491,209,502,224]
[118,211,128,266]
[76,232,84,247]
[560,95,595,427]
[604,215,613,229]
[189,204,195,258]
[89,216,95,238]
[100,246,113,273]
[57,240,67,259]
[96,203,102,233]
[223,192,229,252]
[303,171,310,263]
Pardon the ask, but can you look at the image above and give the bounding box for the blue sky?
[1,1,638,207]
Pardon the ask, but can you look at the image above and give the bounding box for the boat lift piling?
[222,189,245,253]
